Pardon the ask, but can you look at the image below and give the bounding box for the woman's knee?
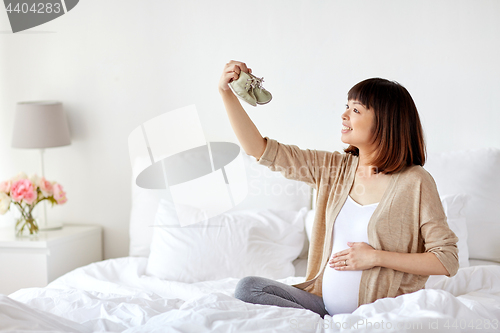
[234,276,261,301]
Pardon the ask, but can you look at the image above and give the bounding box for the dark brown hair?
[343,78,426,174]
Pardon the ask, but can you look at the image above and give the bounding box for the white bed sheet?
[2,257,500,333]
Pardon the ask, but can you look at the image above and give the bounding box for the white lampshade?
[12,101,71,149]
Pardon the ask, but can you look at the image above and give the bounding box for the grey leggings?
[234,276,329,319]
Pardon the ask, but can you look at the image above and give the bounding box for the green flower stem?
[13,201,40,236]
[14,202,29,219]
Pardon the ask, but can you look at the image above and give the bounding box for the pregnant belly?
[322,263,363,315]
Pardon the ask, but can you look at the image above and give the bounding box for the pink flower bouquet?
[0,172,68,236]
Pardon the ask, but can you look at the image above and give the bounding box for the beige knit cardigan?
[256,137,459,307]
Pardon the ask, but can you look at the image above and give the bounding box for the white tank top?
[322,195,379,315]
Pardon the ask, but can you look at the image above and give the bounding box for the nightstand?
[0,224,102,295]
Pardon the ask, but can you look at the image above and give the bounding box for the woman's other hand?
[218,60,252,92]
[328,242,378,271]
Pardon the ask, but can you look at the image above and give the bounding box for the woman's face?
[341,100,376,149]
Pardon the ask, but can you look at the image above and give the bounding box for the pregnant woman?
[220,60,459,318]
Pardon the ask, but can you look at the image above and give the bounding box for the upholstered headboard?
[129,145,500,280]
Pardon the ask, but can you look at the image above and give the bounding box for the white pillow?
[305,208,315,243]
[441,193,470,268]
[129,152,312,257]
[304,193,470,267]
[424,148,500,262]
[145,199,307,283]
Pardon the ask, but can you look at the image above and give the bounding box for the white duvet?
[1,257,499,333]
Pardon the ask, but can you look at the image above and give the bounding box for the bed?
[1,146,500,333]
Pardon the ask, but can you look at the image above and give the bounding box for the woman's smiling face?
[341,100,376,148]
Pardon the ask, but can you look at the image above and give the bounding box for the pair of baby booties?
[229,71,272,107]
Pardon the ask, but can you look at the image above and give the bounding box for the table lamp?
[11,101,71,230]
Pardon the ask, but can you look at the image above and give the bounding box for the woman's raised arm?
[218,60,266,160]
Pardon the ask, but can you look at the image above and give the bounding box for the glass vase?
[15,214,39,238]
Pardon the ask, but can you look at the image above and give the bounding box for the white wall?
[1,0,499,259]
